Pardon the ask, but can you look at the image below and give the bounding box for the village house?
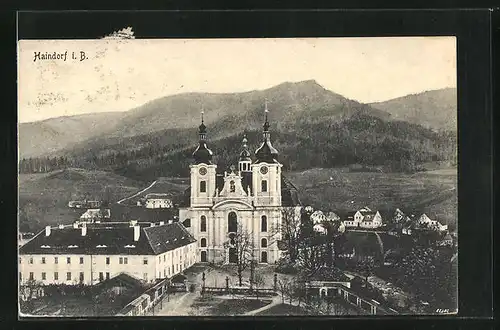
[68,200,102,209]
[343,207,383,229]
[18,221,197,286]
[436,232,453,247]
[80,209,111,222]
[142,194,174,209]
[417,214,448,231]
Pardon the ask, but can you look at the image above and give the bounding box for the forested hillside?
[20,113,456,182]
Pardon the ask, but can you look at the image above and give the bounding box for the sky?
[18,37,456,123]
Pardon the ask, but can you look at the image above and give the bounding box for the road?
[117,180,157,205]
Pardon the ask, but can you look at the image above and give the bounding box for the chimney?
[150,223,155,227]
[81,224,87,236]
[45,226,51,236]
[134,225,140,241]
[58,224,65,229]
[73,222,79,229]
[168,220,173,224]
[159,221,165,226]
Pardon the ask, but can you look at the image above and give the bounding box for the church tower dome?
[239,135,251,161]
[239,134,252,173]
[192,109,213,164]
[255,100,279,163]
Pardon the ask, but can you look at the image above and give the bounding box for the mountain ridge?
[369,87,457,131]
[19,81,457,159]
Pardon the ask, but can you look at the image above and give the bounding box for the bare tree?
[277,277,292,304]
[222,223,254,287]
[279,207,301,263]
[252,272,266,301]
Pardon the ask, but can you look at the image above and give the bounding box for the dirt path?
[117,180,157,204]
[244,295,281,315]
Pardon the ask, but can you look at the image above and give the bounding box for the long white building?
[18,221,197,286]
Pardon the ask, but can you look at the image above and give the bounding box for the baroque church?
[178,103,301,265]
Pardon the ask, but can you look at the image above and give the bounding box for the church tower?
[190,110,217,207]
[252,101,282,207]
[238,135,252,173]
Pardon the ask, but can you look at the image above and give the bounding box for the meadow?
[18,166,457,233]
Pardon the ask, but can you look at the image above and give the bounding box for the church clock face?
[260,166,268,175]
[199,167,207,176]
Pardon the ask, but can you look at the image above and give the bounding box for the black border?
[3,8,495,330]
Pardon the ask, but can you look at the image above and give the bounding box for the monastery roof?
[19,222,195,256]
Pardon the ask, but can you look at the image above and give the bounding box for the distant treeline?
[19,114,457,180]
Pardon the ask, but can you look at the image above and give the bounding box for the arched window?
[230,180,235,193]
[261,215,267,232]
[228,212,237,233]
[200,215,207,232]
[261,238,267,248]
[200,181,207,193]
[200,238,207,247]
[261,180,268,192]
[261,251,268,263]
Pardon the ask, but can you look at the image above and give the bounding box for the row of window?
[198,237,268,248]
[198,250,269,263]
[21,271,89,282]
[198,214,268,232]
[21,256,148,265]
[199,180,268,193]
[157,257,195,278]
[157,247,193,264]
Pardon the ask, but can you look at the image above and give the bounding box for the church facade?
[178,104,301,265]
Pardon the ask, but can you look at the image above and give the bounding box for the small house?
[359,210,383,229]
[80,208,111,222]
[144,194,173,209]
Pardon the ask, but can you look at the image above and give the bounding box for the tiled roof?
[109,204,178,223]
[19,222,195,256]
[145,193,173,199]
[143,222,196,255]
[94,272,145,292]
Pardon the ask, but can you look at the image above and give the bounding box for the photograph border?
[4,7,495,329]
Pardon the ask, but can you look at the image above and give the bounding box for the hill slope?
[19,112,125,158]
[18,168,142,233]
[19,80,389,158]
[369,88,457,131]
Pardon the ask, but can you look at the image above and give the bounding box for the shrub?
[274,257,298,275]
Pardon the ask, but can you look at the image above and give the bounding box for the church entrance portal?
[200,250,207,262]
[261,251,268,263]
[229,248,238,263]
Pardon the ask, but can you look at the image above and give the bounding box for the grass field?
[188,296,271,316]
[18,166,457,233]
[286,167,457,229]
[18,168,143,233]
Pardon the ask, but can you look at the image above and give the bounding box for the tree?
[296,207,325,279]
[20,279,43,314]
[222,223,254,287]
[279,207,301,263]
[277,277,292,304]
[252,271,266,301]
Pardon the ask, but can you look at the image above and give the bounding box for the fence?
[202,286,277,296]
[306,283,398,315]
[117,277,188,316]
